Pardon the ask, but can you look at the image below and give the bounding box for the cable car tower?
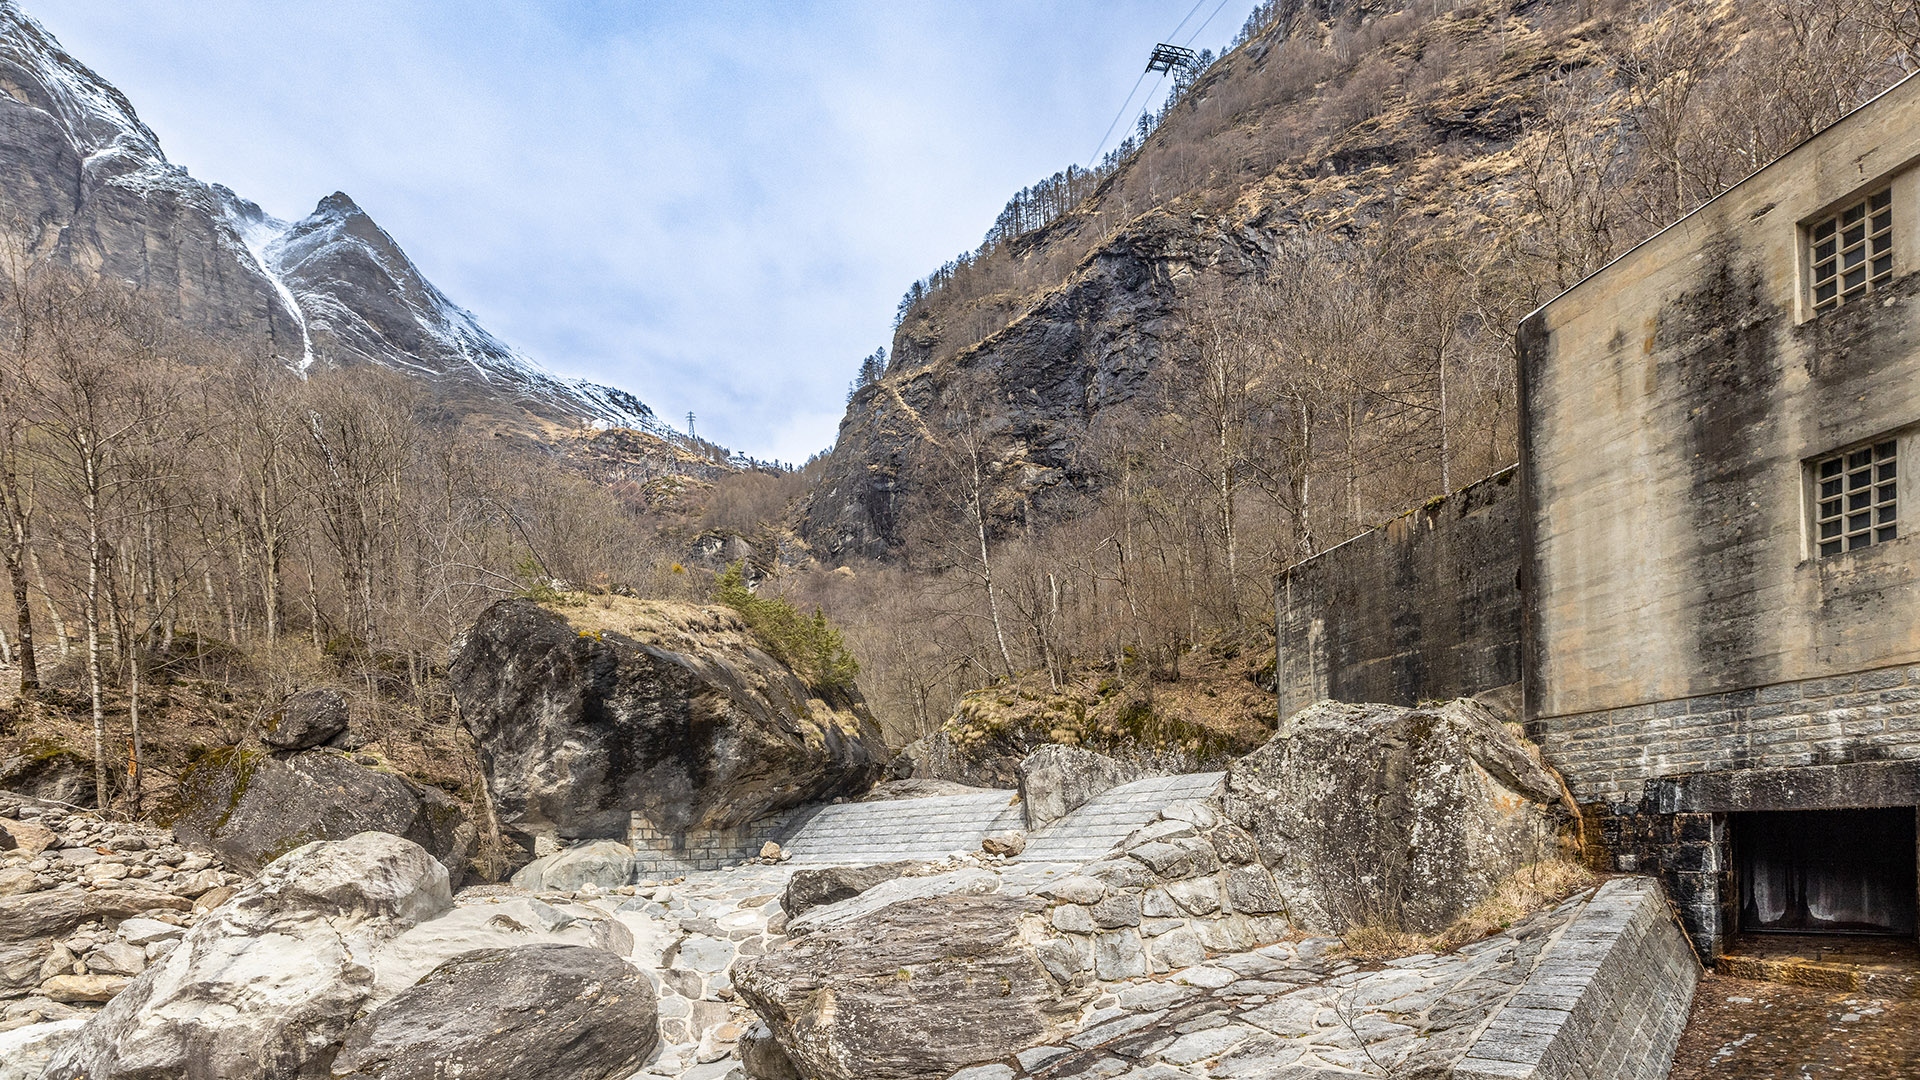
[1146,43,1201,94]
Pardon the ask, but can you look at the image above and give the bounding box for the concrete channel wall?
[1456,877,1700,1080]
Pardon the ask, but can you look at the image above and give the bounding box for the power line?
[1180,0,1235,46]
[1088,0,1219,167]
[1089,67,1152,166]
[1165,0,1210,41]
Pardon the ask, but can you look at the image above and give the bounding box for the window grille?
[1814,440,1897,557]
[1810,189,1893,313]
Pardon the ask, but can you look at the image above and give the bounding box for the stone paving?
[1021,774,1227,864]
[938,897,1589,1080]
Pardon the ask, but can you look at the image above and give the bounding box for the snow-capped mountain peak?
[0,0,659,432]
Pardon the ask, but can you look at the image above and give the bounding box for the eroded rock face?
[451,598,887,845]
[330,944,658,1080]
[169,749,474,888]
[1224,698,1575,934]
[734,892,1082,1080]
[366,897,632,1002]
[43,832,452,1080]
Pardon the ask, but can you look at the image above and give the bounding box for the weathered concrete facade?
[1275,467,1523,719]
[1520,76,1920,957]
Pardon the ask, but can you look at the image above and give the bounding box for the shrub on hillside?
[713,563,860,694]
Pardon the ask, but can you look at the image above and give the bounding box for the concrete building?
[1518,73,1920,958]
[1278,75,1920,962]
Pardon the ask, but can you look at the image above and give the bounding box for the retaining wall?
[1455,877,1699,1080]
[624,772,1226,875]
[1276,467,1523,719]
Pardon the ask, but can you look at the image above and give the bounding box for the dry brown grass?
[1340,857,1600,962]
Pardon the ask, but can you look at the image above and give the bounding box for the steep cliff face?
[0,3,295,349]
[804,212,1223,556]
[0,0,653,431]
[800,1,1597,559]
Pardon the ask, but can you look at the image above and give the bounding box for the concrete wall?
[1276,467,1522,719]
[1456,877,1699,1080]
[1519,75,1920,726]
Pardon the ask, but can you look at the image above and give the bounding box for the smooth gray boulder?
[329,944,658,1080]
[509,840,635,892]
[1017,745,1151,830]
[260,688,350,750]
[1224,698,1575,934]
[450,598,887,845]
[43,832,452,1080]
[779,861,916,917]
[735,893,1084,1080]
[170,748,475,888]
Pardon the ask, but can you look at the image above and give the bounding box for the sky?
[29,0,1257,463]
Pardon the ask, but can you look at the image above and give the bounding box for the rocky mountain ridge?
[0,0,657,433]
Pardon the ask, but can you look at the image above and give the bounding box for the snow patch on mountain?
[213,186,315,371]
[0,0,660,432]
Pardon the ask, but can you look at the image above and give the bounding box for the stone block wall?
[1531,662,1920,807]
[628,808,811,875]
[1534,664,1920,957]
[1456,877,1699,1080]
[1276,466,1522,719]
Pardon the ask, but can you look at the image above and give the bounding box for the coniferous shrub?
[714,562,860,694]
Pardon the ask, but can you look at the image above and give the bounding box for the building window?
[1810,189,1893,313]
[1814,440,1897,557]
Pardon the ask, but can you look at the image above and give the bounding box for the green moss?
[163,746,261,830]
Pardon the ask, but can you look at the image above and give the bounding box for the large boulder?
[260,688,350,751]
[329,944,658,1080]
[450,598,887,845]
[0,739,94,807]
[1223,698,1575,935]
[509,840,636,892]
[44,832,452,1080]
[1016,745,1152,830]
[170,748,475,888]
[780,861,917,918]
[735,892,1085,1080]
